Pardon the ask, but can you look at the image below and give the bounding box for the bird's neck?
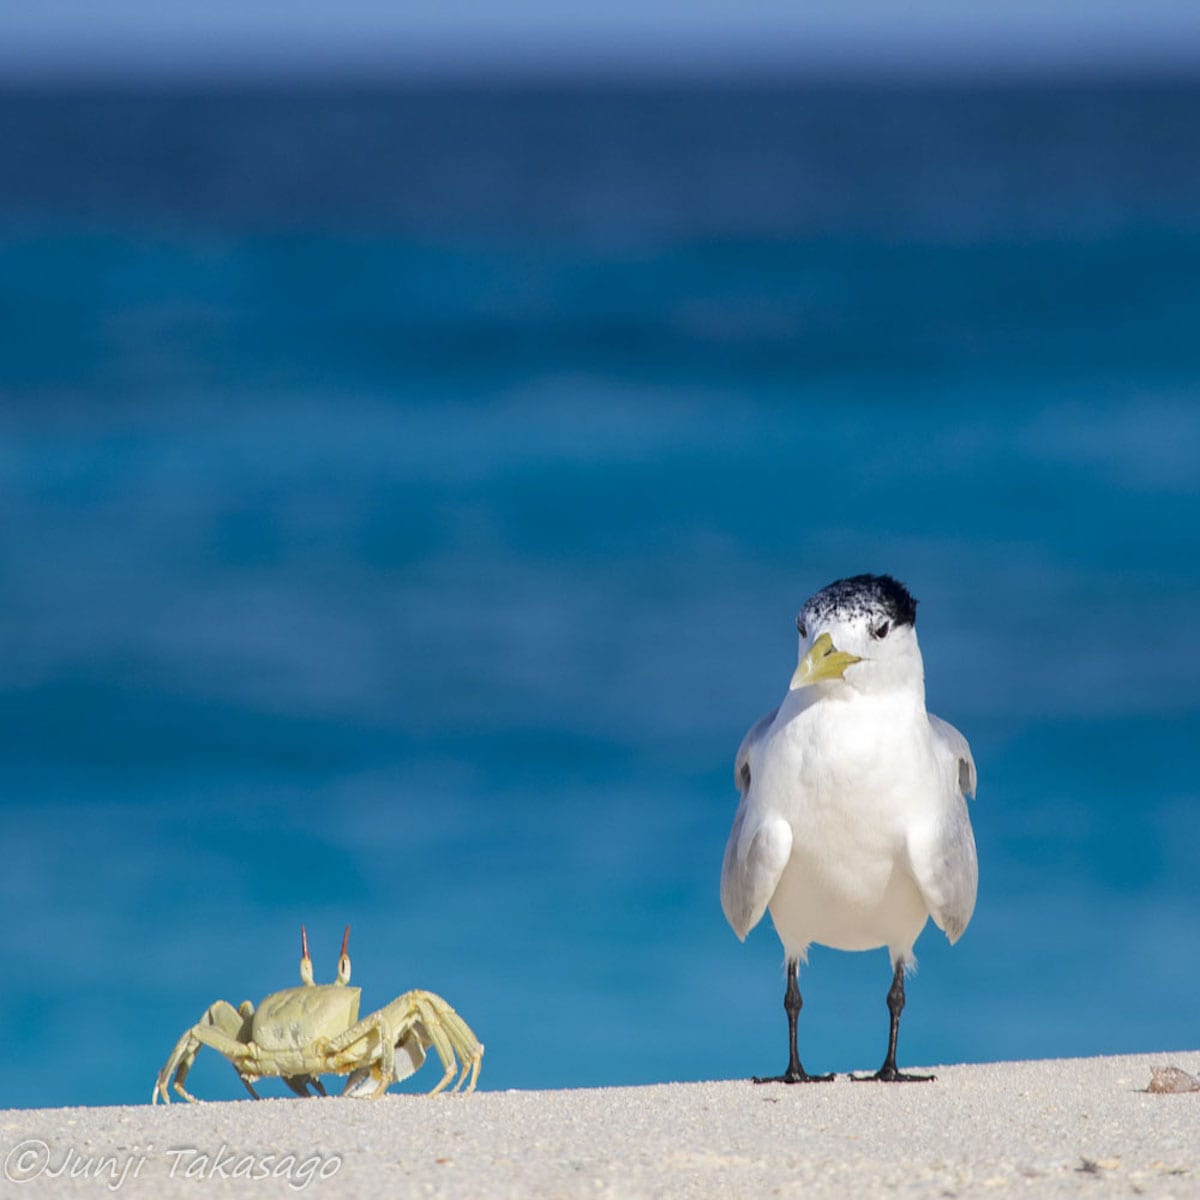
[781,674,926,719]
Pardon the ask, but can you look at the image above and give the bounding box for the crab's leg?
[154,1001,244,1104]
[391,991,482,1094]
[410,993,484,1094]
[154,1030,201,1104]
[152,1000,255,1104]
[327,991,482,1097]
[283,1074,328,1098]
[431,998,483,1093]
[409,999,461,1095]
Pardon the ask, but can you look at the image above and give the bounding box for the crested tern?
[720,574,978,1082]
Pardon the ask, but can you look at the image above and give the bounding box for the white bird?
[721,574,977,1083]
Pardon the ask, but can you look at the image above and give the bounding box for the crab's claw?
[340,1035,426,1098]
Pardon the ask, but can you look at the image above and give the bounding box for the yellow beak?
[790,632,862,689]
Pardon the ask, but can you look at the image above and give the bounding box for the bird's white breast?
[754,691,938,957]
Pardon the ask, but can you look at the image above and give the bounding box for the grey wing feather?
[721,708,791,940]
[909,713,979,943]
[732,707,777,794]
[928,712,977,799]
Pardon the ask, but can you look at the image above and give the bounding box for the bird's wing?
[732,707,777,794]
[927,712,977,800]
[721,708,792,941]
[907,713,979,944]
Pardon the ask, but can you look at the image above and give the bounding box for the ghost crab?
[153,926,483,1103]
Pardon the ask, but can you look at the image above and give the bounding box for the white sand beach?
[2,1053,1196,1198]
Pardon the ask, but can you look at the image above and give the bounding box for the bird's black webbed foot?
[754,1068,836,1084]
[850,1064,935,1083]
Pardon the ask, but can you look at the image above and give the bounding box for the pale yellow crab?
[152,926,482,1103]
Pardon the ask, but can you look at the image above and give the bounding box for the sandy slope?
[2,1053,1197,1198]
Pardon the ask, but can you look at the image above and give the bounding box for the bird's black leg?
[754,958,835,1084]
[853,959,935,1083]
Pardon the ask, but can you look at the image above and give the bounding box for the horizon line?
[4,56,1200,91]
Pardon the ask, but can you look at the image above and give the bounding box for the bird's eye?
[871,620,891,640]
[796,618,807,638]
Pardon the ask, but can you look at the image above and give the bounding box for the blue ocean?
[1,82,1198,1109]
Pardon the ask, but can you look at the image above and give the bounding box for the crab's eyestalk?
[337,925,352,985]
[299,925,315,986]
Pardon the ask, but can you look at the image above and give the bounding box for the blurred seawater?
[0,82,1198,1107]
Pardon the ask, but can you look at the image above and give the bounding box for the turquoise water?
[0,84,1198,1108]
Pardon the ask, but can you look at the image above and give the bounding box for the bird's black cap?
[801,574,918,629]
